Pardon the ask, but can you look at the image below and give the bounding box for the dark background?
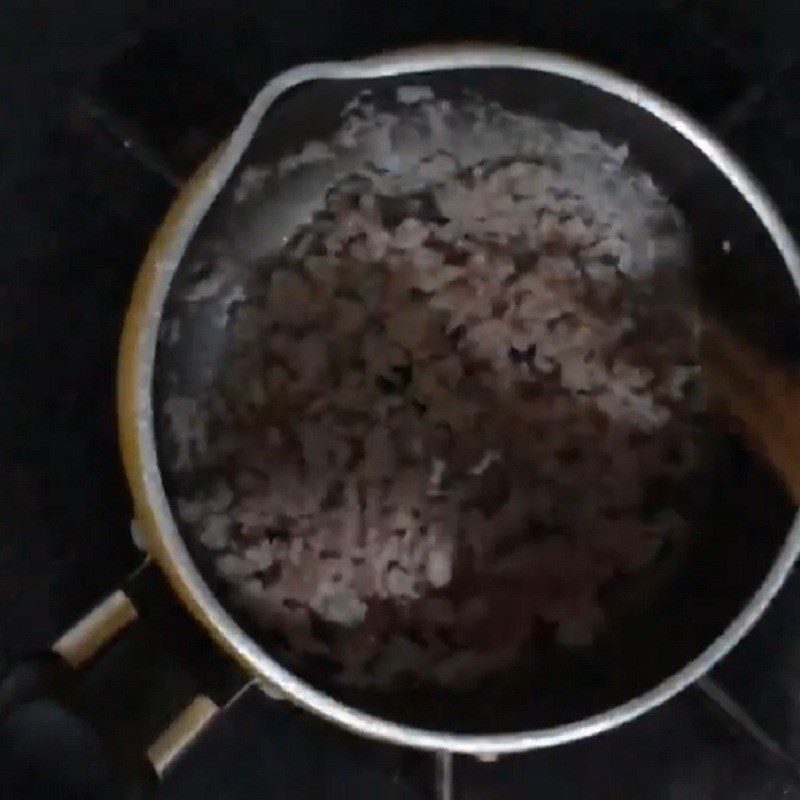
[1,1,800,797]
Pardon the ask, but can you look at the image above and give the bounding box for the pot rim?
[117,44,800,755]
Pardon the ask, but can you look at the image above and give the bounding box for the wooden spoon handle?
[702,322,800,504]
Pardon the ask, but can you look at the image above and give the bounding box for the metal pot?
[115,45,800,762]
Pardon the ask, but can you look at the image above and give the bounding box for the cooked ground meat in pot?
[165,89,705,688]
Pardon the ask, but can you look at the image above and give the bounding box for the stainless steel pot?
[116,45,800,760]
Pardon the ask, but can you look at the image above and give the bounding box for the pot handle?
[0,558,253,794]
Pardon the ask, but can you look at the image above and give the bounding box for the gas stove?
[2,4,800,798]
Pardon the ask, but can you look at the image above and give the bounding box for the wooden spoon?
[701,320,800,504]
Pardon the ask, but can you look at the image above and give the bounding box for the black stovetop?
[2,3,800,798]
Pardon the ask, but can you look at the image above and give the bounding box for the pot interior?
[151,65,799,735]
